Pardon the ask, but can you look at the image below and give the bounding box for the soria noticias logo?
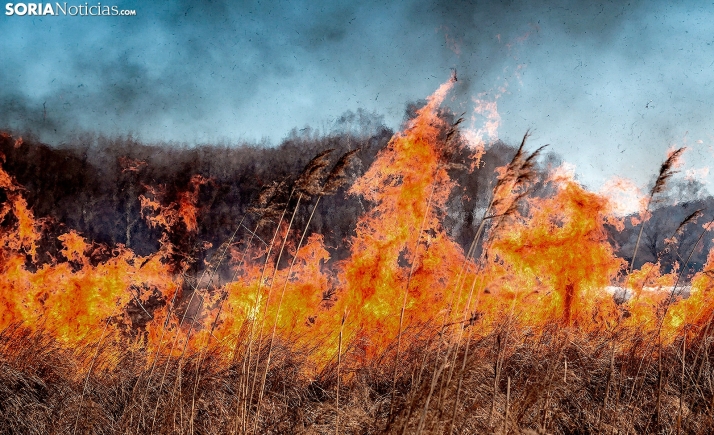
[5,3,136,16]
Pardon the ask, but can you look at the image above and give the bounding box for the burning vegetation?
[1,80,714,434]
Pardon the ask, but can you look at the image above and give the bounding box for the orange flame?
[0,82,710,372]
[489,179,624,328]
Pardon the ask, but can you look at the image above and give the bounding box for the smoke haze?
[2,0,714,189]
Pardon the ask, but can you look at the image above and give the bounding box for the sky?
[2,0,714,192]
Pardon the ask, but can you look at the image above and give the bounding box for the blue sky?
[2,0,714,191]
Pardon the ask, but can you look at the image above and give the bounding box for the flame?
[0,162,177,347]
[139,174,208,234]
[325,77,475,357]
[0,78,711,382]
[468,93,501,148]
[599,176,645,218]
[488,180,624,328]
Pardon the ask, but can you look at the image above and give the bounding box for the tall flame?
[0,78,709,376]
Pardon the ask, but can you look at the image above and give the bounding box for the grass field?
[1,79,714,434]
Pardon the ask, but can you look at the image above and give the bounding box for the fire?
[488,179,624,328]
[0,78,709,388]
[0,163,177,345]
[139,174,209,234]
[328,77,475,356]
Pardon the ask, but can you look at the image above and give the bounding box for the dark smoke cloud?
[2,0,714,189]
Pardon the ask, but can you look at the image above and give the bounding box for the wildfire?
[0,77,709,376]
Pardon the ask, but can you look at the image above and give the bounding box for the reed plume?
[630,147,686,273]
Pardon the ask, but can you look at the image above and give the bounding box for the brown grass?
[5,321,714,434]
[1,136,712,435]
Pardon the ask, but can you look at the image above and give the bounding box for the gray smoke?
[2,0,713,189]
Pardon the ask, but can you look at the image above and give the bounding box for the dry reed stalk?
[695,311,714,384]
[597,335,616,432]
[188,217,252,433]
[258,149,357,419]
[679,327,711,429]
[629,147,686,274]
[260,150,357,434]
[538,349,559,431]
[441,236,498,407]
[411,357,448,435]
[564,358,568,383]
[387,326,437,432]
[616,211,711,432]
[408,134,544,434]
[444,213,520,430]
[164,215,263,434]
[336,310,348,435]
[230,185,303,434]
[398,125,492,409]
[404,320,455,434]
[627,213,714,414]
[710,374,714,414]
[622,208,705,332]
[147,257,231,432]
[614,209,700,420]
[407,231,488,433]
[390,133,489,428]
[677,330,686,435]
[132,269,187,432]
[443,207,517,407]
[446,276,485,435]
[153,240,241,433]
[166,314,201,432]
[251,149,333,433]
[236,218,290,433]
[71,317,111,435]
[251,192,304,428]
[446,133,539,321]
[248,193,304,431]
[488,298,517,429]
[656,343,663,429]
[446,135,545,362]
[229,180,293,434]
[503,376,511,435]
[239,198,292,434]
[390,180,437,417]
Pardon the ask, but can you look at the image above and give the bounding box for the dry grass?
[1,126,711,435]
[2,321,714,434]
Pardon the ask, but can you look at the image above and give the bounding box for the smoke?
[2,0,714,189]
